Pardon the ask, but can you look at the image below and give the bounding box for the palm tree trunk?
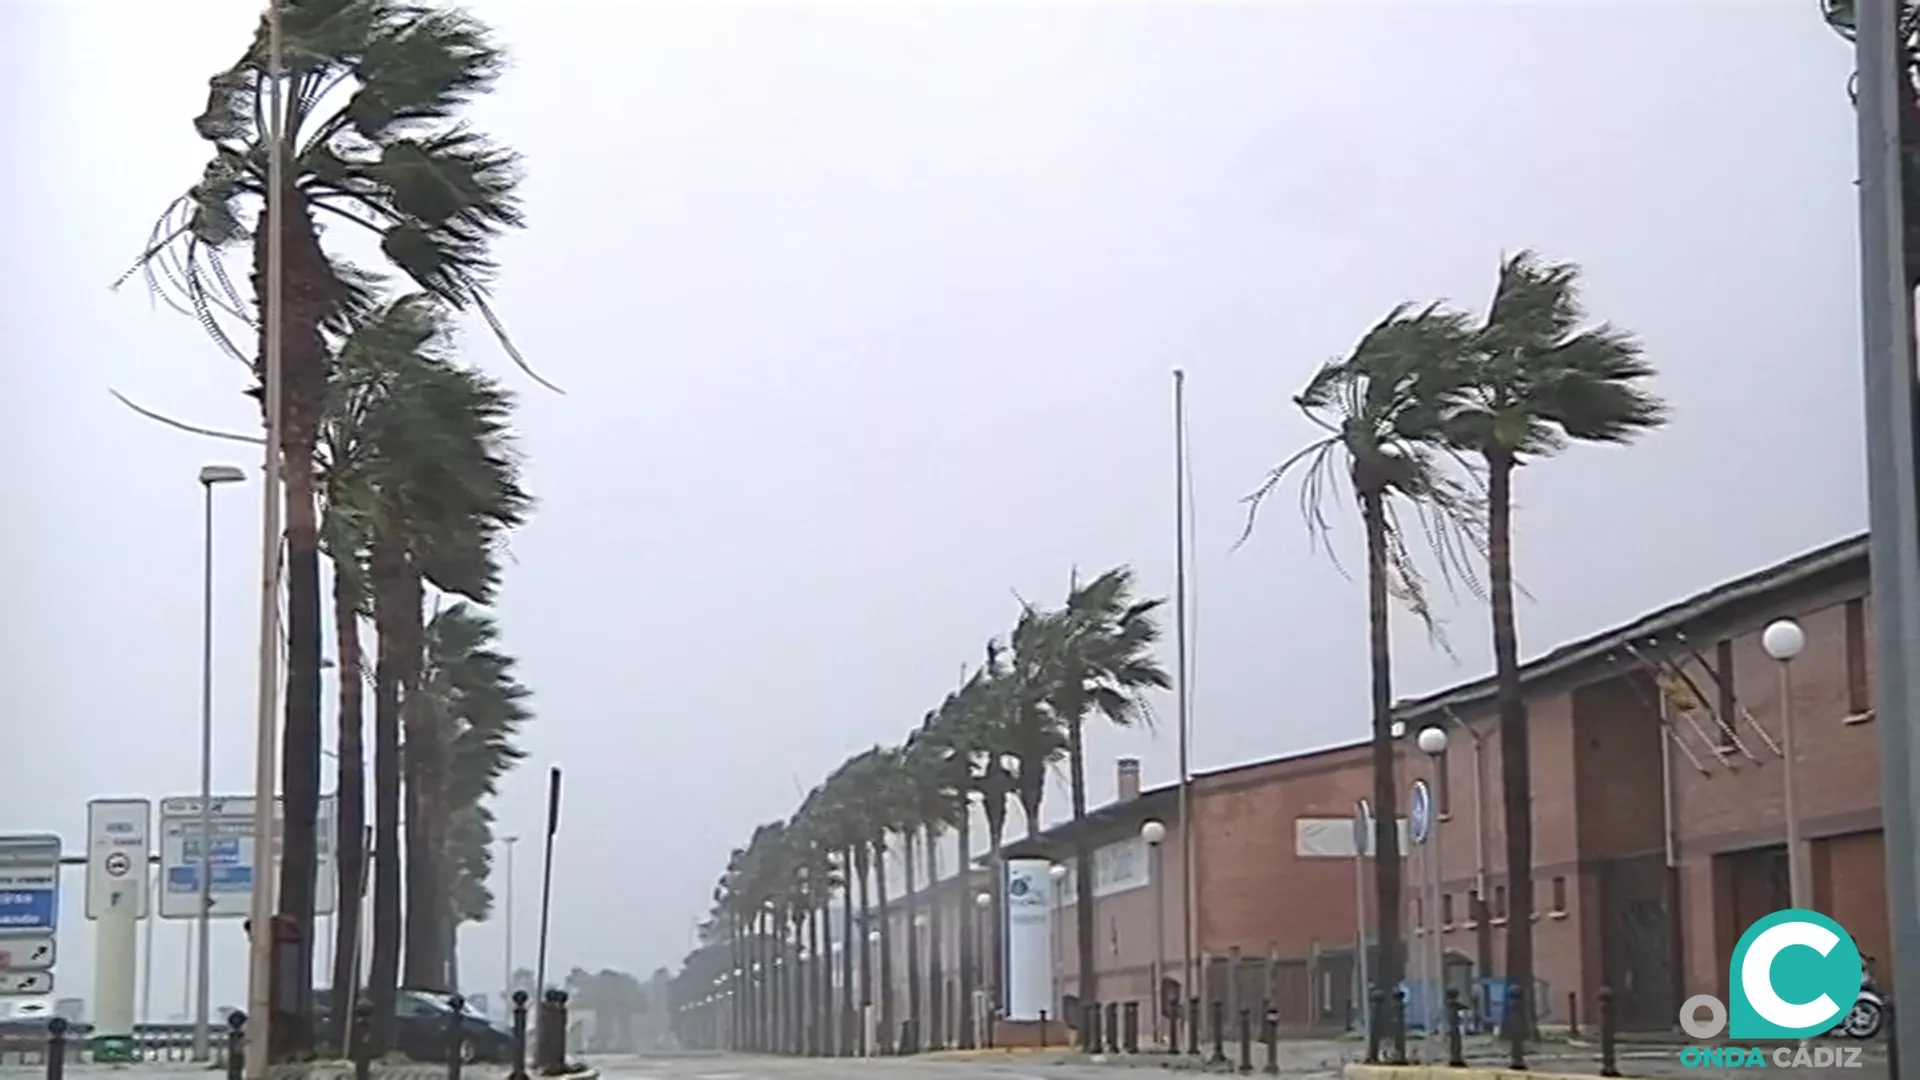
[1487,454,1534,1040]
[901,834,922,1051]
[328,566,367,1037]
[367,524,407,1052]
[923,828,945,1049]
[445,917,461,990]
[872,841,894,1053]
[1066,713,1097,1006]
[856,845,874,1047]
[400,570,444,988]
[807,909,824,1055]
[1360,490,1405,1030]
[956,813,976,1049]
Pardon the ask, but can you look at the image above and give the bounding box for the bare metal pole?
[1172,370,1197,1004]
[503,836,519,992]
[1857,1,1920,1071]
[246,1,290,1074]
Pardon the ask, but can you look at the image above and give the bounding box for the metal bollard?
[1209,999,1227,1065]
[1038,1009,1049,1050]
[1237,1008,1252,1074]
[225,1012,247,1080]
[536,989,570,1074]
[45,1018,67,1080]
[1445,989,1466,1068]
[1568,992,1580,1040]
[1169,1001,1182,1055]
[1082,1002,1101,1053]
[1365,989,1384,1064]
[354,1000,374,1080]
[1263,1008,1279,1075]
[1598,986,1619,1078]
[1391,988,1408,1065]
[508,991,530,1080]
[1505,986,1527,1071]
[1123,1001,1140,1054]
[1105,1002,1120,1054]
[446,993,467,1080]
[1188,997,1201,1055]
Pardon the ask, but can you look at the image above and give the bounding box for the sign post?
[0,835,61,1005]
[1408,780,1440,1049]
[158,795,337,920]
[87,800,150,1064]
[1352,799,1372,1041]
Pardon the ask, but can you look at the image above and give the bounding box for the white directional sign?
[0,935,56,972]
[86,799,151,920]
[158,795,337,920]
[0,971,54,995]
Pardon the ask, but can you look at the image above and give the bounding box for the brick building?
[1004,532,1888,1035]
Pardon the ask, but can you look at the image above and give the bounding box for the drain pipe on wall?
[1659,693,1678,869]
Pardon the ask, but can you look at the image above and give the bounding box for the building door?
[1598,854,1681,1030]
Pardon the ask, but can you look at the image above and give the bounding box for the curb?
[1346,1064,1596,1080]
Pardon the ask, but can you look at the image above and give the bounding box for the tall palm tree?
[904,720,960,1050]
[422,601,533,987]
[960,646,1018,1016]
[1000,612,1065,843]
[125,5,533,1010]
[1437,252,1666,1038]
[1031,567,1170,1007]
[1239,304,1486,1044]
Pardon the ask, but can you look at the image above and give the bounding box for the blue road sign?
[0,889,57,931]
[165,864,252,894]
[1409,780,1434,845]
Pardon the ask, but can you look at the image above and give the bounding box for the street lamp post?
[1140,820,1167,1047]
[193,464,246,1062]
[1761,619,1809,909]
[502,836,519,997]
[1415,726,1449,1045]
[1047,863,1067,1024]
[972,891,992,1046]
[864,929,882,1056]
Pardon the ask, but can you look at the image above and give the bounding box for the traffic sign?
[0,971,54,996]
[158,795,337,919]
[1353,798,1373,858]
[0,935,55,972]
[86,800,150,921]
[1409,780,1434,845]
[0,836,60,933]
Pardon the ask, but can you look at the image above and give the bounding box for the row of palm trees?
[676,250,1665,1054]
[124,0,539,1058]
[687,567,1169,1054]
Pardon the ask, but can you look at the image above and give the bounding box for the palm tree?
[904,719,961,1050]
[422,601,533,987]
[125,4,533,1007]
[965,641,1021,1013]
[1000,613,1065,844]
[1437,252,1667,1038]
[1029,567,1170,1007]
[1239,304,1487,1045]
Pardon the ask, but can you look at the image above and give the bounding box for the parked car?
[313,988,515,1064]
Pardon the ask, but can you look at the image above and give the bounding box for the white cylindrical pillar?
[1005,859,1054,1020]
[93,888,139,1056]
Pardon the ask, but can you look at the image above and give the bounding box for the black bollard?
[1390,988,1408,1065]
[1105,1002,1120,1054]
[536,989,570,1075]
[1365,989,1384,1064]
[446,994,467,1080]
[508,991,530,1080]
[1568,992,1580,1040]
[45,1018,67,1080]
[1209,999,1227,1065]
[353,1000,374,1080]
[1263,1008,1279,1076]
[1082,1002,1100,1053]
[225,1012,247,1080]
[1237,1008,1252,1074]
[1597,986,1619,1078]
[1445,989,1466,1068]
[1123,1002,1140,1054]
[1188,997,1201,1055]
[1505,986,1527,1071]
[1169,1001,1182,1055]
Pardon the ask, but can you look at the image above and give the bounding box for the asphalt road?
[590,1047,1350,1080]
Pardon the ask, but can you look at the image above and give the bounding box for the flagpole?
[245,1,290,1074]
[1172,370,1197,1014]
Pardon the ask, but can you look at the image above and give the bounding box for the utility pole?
[503,836,519,994]
[1854,1,1920,1072]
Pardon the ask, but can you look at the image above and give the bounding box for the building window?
[1551,876,1568,914]
[1846,598,1872,716]
[1493,885,1508,922]
[1441,892,1455,927]
[1436,745,1453,820]
[1413,894,1424,929]
[1714,639,1739,747]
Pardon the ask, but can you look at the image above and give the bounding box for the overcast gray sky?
[0,1,1868,1011]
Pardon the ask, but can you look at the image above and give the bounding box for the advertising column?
[87,799,151,1064]
[1004,858,1053,1021]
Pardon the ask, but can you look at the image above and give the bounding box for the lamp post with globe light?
[974,891,993,1046]
[1761,618,1809,909]
[1048,863,1069,1019]
[1140,820,1168,1046]
[1415,726,1449,1044]
[865,929,882,1055]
